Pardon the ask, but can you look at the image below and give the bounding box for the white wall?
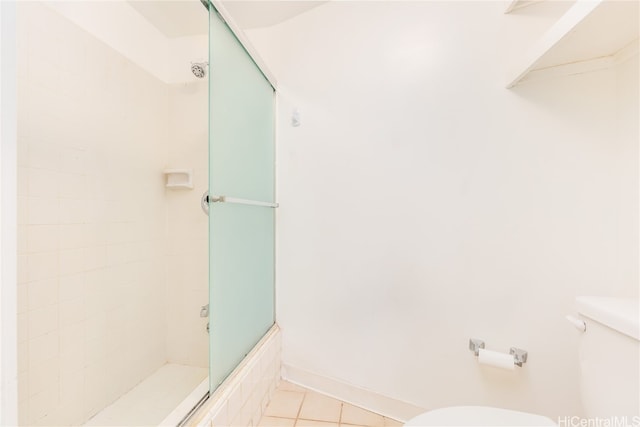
[244,1,639,420]
[615,55,639,283]
[16,3,170,425]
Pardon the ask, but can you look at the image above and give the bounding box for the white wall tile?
[17,313,29,343]
[227,383,245,422]
[58,173,87,199]
[28,357,59,397]
[59,273,84,302]
[59,343,86,378]
[59,224,89,249]
[28,168,58,197]
[59,297,85,328]
[86,197,109,224]
[58,198,87,224]
[59,323,85,363]
[18,372,29,405]
[18,196,28,225]
[59,371,85,422]
[211,403,229,427]
[27,197,58,225]
[18,255,28,284]
[18,401,29,427]
[17,136,29,167]
[28,331,59,366]
[195,329,282,427]
[59,248,85,276]
[26,224,60,253]
[59,147,87,175]
[28,385,60,424]
[17,341,29,374]
[27,252,58,282]
[27,278,57,311]
[84,245,107,271]
[18,167,29,196]
[28,142,61,171]
[18,225,28,254]
[27,304,59,339]
[17,283,28,314]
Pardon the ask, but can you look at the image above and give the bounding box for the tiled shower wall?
[16,3,170,425]
[166,82,209,369]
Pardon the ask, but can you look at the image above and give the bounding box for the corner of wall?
[0,0,19,424]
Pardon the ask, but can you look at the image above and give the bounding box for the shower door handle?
[209,195,279,208]
[201,191,278,216]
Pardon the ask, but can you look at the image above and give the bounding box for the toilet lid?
[404,406,556,426]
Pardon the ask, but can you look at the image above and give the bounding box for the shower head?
[191,62,208,78]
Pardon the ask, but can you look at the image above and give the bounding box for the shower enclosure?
[207,3,276,390]
[14,0,275,425]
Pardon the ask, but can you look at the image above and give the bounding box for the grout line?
[292,387,307,426]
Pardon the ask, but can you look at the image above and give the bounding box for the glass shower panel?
[208,4,276,389]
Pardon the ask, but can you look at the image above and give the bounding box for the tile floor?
[258,381,403,427]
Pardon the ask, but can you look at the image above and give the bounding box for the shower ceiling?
[221,1,327,29]
[127,0,208,37]
[128,0,326,35]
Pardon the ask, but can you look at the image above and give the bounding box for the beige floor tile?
[298,392,343,423]
[383,417,403,427]
[258,416,297,427]
[295,420,340,427]
[264,390,305,419]
[340,404,384,427]
[278,380,309,393]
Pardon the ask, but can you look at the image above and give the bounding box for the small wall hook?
[292,108,301,127]
[469,338,485,356]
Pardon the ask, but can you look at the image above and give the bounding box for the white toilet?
[404,296,639,426]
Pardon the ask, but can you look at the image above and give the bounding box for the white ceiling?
[221,1,326,30]
[127,1,208,38]
[127,0,325,37]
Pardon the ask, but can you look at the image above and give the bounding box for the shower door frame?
[202,0,277,89]
[206,0,278,392]
[172,1,278,423]
[200,0,277,403]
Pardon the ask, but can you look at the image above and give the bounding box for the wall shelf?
[163,169,194,189]
[506,0,639,88]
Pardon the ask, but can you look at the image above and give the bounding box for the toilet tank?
[576,297,639,418]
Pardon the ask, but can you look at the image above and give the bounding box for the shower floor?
[84,363,208,426]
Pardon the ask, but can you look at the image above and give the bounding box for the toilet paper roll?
[478,348,515,370]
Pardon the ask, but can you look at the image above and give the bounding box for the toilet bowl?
[403,297,639,426]
[404,406,555,426]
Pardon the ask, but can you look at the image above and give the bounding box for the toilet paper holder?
[468,338,528,367]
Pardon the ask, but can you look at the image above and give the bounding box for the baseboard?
[281,364,424,423]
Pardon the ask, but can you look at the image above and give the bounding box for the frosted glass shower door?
[208,5,275,390]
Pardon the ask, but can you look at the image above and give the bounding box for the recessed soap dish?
[163,169,193,189]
